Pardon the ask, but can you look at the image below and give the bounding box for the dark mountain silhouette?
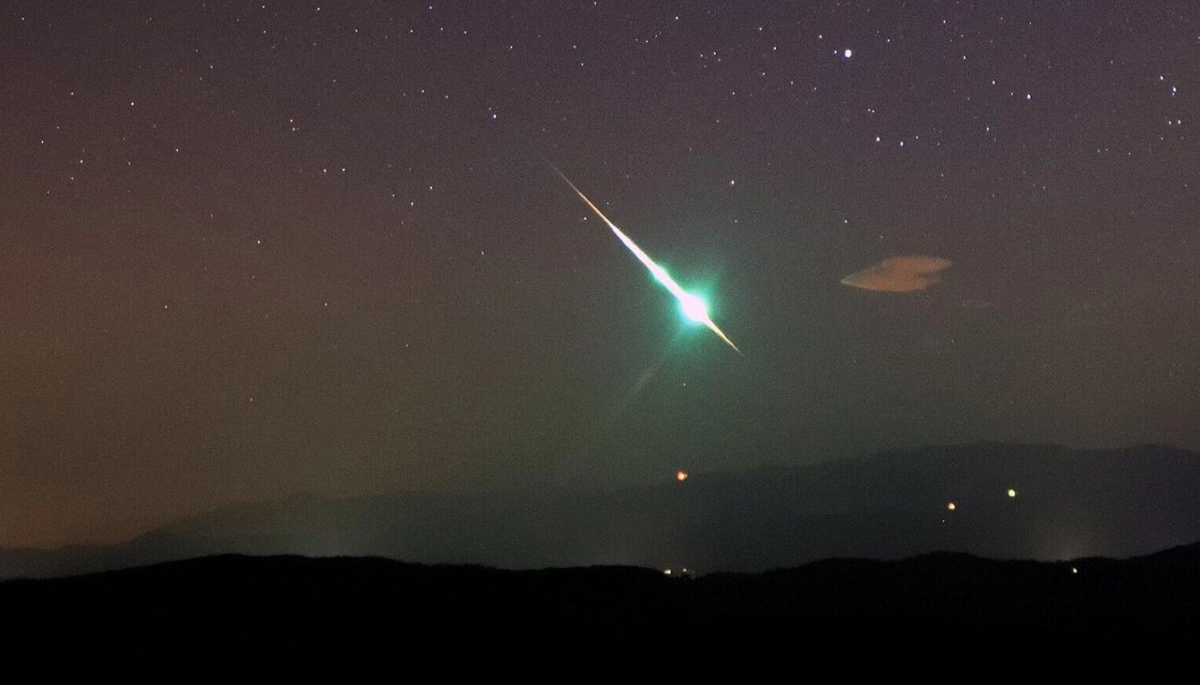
[5,442,1200,579]
[3,543,1199,676]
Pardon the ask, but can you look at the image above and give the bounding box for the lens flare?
[547,162,741,354]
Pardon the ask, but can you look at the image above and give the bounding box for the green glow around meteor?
[679,292,710,324]
[548,162,741,354]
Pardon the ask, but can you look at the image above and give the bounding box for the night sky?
[3,1,1198,548]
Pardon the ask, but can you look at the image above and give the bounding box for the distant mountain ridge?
[4,442,1200,579]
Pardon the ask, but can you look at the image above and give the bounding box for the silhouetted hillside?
[5,442,1200,578]
[3,543,1199,676]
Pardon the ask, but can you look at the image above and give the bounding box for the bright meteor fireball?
[547,163,741,354]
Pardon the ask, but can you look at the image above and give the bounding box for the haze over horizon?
[5,442,1200,580]
[3,1,1198,549]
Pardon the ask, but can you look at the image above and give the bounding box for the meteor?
[547,163,741,354]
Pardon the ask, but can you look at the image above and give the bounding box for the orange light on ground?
[947,502,957,511]
[676,470,689,482]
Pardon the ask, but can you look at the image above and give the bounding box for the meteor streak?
[548,162,740,354]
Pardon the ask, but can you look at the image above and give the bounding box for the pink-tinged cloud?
[840,256,953,292]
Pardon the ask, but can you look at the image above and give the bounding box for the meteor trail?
[547,162,741,354]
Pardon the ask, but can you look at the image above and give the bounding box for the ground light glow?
[547,161,741,354]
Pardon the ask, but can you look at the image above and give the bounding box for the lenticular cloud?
[840,256,952,292]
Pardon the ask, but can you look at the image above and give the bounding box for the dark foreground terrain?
[4,542,1200,677]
